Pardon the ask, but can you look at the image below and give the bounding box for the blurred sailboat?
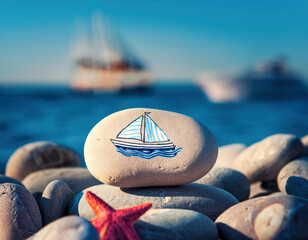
[197,57,307,102]
[70,14,151,92]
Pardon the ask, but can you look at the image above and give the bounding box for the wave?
[116,147,182,159]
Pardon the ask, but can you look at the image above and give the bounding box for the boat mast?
[142,111,146,143]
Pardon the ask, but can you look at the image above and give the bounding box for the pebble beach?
[1,87,308,239]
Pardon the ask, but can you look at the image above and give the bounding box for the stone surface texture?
[214,143,246,168]
[69,183,239,221]
[277,159,308,199]
[22,167,101,195]
[5,141,81,181]
[40,180,74,225]
[232,134,304,182]
[195,167,250,201]
[30,216,99,240]
[0,183,42,240]
[84,108,218,187]
[215,193,308,240]
[135,208,218,240]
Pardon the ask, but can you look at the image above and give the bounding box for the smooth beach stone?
[40,180,74,225]
[22,167,101,195]
[30,216,99,240]
[215,193,308,240]
[135,208,218,240]
[302,134,308,156]
[84,108,218,187]
[69,183,238,221]
[195,167,250,201]
[232,134,304,182]
[214,144,246,168]
[0,174,24,186]
[249,181,279,198]
[277,159,308,199]
[5,141,81,181]
[0,183,42,240]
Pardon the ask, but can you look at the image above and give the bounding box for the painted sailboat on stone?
[111,112,182,159]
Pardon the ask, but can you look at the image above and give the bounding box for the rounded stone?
[5,141,81,181]
[195,167,250,201]
[0,183,42,240]
[277,159,308,199]
[40,180,74,225]
[0,174,24,187]
[135,208,218,240]
[30,216,99,240]
[232,134,304,182]
[22,167,101,195]
[215,193,308,240]
[214,143,246,168]
[69,183,238,221]
[84,108,218,187]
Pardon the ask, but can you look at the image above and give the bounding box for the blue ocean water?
[0,82,308,172]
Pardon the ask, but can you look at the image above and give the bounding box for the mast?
[142,111,146,143]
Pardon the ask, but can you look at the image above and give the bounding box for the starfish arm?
[85,191,115,216]
[85,192,152,240]
[121,225,141,240]
[99,223,117,240]
[117,202,152,223]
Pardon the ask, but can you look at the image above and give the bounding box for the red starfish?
[85,191,152,240]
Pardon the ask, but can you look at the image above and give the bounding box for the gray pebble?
[277,159,308,199]
[215,193,308,240]
[0,183,42,240]
[214,143,246,168]
[195,167,250,201]
[135,208,218,240]
[232,134,304,182]
[69,183,239,221]
[30,216,99,240]
[40,180,74,225]
[22,167,101,195]
[5,141,81,181]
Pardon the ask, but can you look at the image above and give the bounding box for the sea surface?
[1,82,308,172]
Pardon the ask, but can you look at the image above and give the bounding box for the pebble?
[232,134,304,182]
[0,174,24,186]
[40,180,74,225]
[249,181,279,198]
[84,108,218,187]
[29,216,99,240]
[135,208,218,240]
[215,193,308,240]
[194,167,250,201]
[214,143,246,168]
[0,183,42,240]
[69,183,238,221]
[22,167,101,196]
[302,135,308,156]
[5,141,81,181]
[277,159,308,199]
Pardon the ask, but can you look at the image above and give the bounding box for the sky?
[0,0,308,83]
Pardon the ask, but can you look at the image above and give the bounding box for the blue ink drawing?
[111,112,182,159]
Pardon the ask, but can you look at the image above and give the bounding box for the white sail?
[117,116,142,140]
[144,115,169,143]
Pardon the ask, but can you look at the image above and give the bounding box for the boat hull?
[111,139,174,150]
[71,67,152,92]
